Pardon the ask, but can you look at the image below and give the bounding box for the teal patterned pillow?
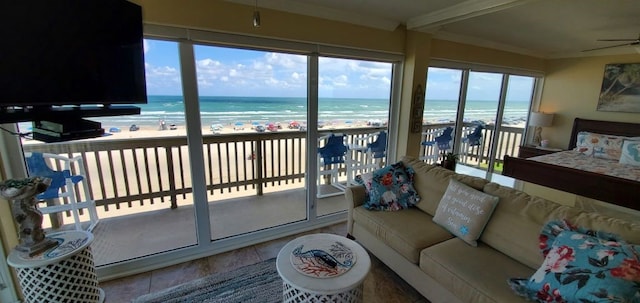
[619,140,640,166]
[509,230,640,302]
[355,162,420,211]
[538,219,622,258]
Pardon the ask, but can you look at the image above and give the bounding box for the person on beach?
[159,120,167,131]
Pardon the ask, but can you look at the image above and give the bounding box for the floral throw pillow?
[354,161,420,211]
[509,230,640,302]
[538,219,622,258]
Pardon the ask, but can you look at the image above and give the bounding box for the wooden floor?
[100,222,430,303]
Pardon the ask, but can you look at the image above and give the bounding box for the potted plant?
[440,152,459,171]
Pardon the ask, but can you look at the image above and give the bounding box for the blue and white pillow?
[354,162,420,211]
[509,229,640,303]
[619,140,640,166]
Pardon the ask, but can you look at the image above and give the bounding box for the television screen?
[0,0,147,107]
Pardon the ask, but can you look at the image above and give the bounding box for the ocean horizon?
[18,95,530,130]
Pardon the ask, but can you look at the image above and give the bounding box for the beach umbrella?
[267,123,278,132]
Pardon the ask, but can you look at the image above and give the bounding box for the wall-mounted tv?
[0,0,147,109]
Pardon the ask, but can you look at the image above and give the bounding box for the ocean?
[18,96,530,130]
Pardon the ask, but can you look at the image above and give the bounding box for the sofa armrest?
[346,185,366,236]
[346,185,366,208]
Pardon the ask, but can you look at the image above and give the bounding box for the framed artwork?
[597,63,640,112]
[410,85,424,133]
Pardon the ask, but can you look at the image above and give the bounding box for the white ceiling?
[227,0,640,58]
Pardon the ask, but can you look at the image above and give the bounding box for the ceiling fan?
[581,34,640,52]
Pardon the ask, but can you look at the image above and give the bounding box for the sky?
[143,39,393,99]
[143,39,535,101]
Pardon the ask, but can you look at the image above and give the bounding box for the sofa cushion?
[433,179,499,246]
[352,206,453,263]
[402,157,489,216]
[508,230,640,302]
[480,182,582,269]
[420,238,533,303]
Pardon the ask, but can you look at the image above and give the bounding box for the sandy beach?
[46,119,376,142]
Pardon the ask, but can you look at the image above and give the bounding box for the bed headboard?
[568,118,640,150]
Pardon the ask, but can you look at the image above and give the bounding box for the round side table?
[276,233,371,303]
[7,230,104,303]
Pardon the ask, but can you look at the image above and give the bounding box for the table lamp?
[529,112,554,147]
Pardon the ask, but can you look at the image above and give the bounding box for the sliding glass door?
[424,66,538,181]
[193,45,309,240]
[315,56,393,216]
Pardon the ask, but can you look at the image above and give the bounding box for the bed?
[503,118,640,211]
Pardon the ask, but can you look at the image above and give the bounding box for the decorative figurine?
[0,177,58,256]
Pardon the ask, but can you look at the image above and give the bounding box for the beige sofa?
[346,156,640,303]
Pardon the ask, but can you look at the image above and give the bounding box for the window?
[423,65,539,183]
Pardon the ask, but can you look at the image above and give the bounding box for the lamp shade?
[529,112,554,127]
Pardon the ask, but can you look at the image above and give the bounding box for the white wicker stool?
[276,233,371,303]
[7,230,104,303]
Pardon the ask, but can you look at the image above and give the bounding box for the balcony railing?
[22,127,386,212]
[22,124,523,216]
[419,122,524,167]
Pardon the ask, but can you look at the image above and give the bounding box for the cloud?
[144,41,392,98]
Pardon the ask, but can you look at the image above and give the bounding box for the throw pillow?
[508,230,640,303]
[574,131,595,156]
[538,219,622,258]
[432,179,499,246]
[355,161,420,211]
[619,140,640,166]
[574,131,627,160]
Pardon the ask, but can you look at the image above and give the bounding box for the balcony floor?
[51,184,346,266]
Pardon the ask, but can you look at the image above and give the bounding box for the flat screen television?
[0,0,147,109]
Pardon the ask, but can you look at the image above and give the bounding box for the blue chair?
[461,124,485,165]
[420,127,453,163]
[367,131,388,160]
[24,152,99,231]
[317,134,349,198]
[348,131,388,184]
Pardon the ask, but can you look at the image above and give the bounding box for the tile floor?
[100,223,429,302]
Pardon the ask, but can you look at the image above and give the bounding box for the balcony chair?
[24,152,99,231]
[420,127,453,164]
[317,133,349,198]
[348,131,387,182]
[460,124,485,166]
